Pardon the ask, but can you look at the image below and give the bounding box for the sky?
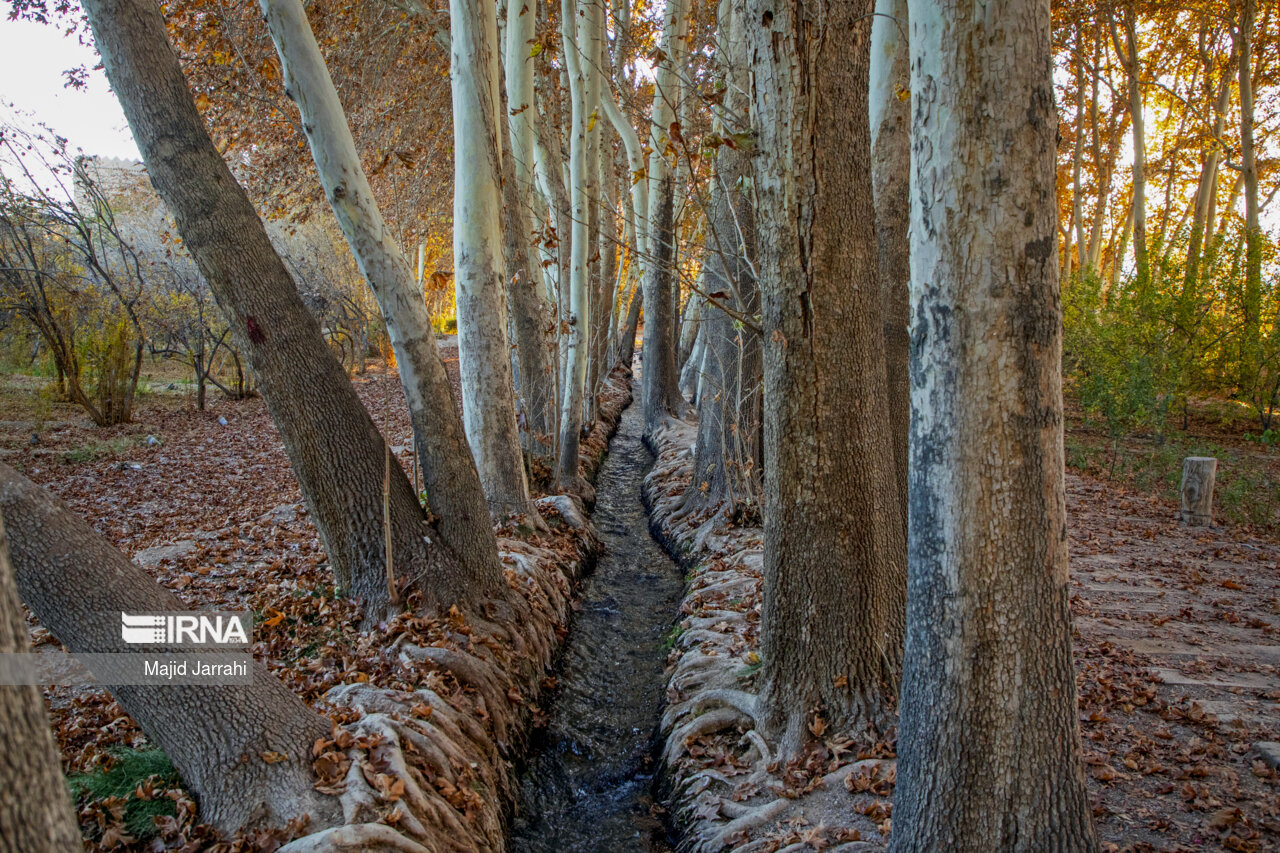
[0,16,139,162]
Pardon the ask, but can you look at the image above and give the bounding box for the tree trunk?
[1237,0,1261,393]
[870,0,911,532]
[0,508,82,853]
[1181,45,1233,332]
[617,282,642,367]
[85,0,499,619]
[641,0,691,439]
[1112,8,1149,293]
[641,177,682,439]
[555,0,603,489]
[445,0,540,519]
[503,0,557,460]
[689,0,761,513]
[0,464,341,836]
[889,0,1096,845]
[746,0,907,753]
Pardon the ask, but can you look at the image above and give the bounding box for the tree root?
[277,823,439,853]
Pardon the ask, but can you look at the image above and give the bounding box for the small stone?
[28,433,38,445]
[1255,742,1280,770]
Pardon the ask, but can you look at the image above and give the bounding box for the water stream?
[509,388,683,852]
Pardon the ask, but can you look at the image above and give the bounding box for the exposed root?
[644,417,896,852]
[277,823,437,853]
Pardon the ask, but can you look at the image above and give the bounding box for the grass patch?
[659,624,684,652]
[67,747,180,841]
[62,435,141,464]
[1065,432,1280,533]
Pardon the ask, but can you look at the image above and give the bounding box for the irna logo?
[120,612,250,646]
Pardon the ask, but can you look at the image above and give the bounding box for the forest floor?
[2,354,1279,851]
[646,414,1280,853]
[0,340,628,852]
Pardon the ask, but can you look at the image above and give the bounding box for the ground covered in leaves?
[644,414,1280,853]
[0,344,633,852]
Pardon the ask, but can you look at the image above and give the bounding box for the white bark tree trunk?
[503,0,557,460]
[555,0,603,489]
[259,0,511,564]
[449,0,540,519]
[890,0,1096,845]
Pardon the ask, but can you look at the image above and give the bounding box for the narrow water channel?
[509,388,683,852]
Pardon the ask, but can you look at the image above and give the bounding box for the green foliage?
[431,313,458,336]
[1064,271,1174,470]
[67,747,180,841]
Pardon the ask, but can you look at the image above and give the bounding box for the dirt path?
[1067,473,1280,851]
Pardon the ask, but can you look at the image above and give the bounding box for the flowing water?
[509,390,683,852]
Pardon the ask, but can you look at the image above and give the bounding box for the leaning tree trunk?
[260,0,533,528]
[0,509,82,853]
[746,0,907,754]
[888,0,1097,846]
[81,0,498,620]
[0,465,341,837]
[869,0,910,529]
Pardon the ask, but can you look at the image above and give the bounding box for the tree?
[0,463,341,836]
[0,508,82,853]
[0,126,147,426]
[687,0,762,518]
[259,0,537,527]
[1235,0,1262,392]
[640,0,691,439]
[745,0,907,752]
[870,0,911,524]
[78,0,502,619]
[502,0,558,460]
[556,0,605,486]
[889,0,1097,845]
[1110,1,1150,294]
[445,0,540,518]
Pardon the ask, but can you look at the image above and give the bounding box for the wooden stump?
[1181,457,1217,527]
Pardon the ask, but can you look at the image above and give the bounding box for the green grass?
[67,747,180,841]
[659,624,684,652]
[62,435,142,464]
